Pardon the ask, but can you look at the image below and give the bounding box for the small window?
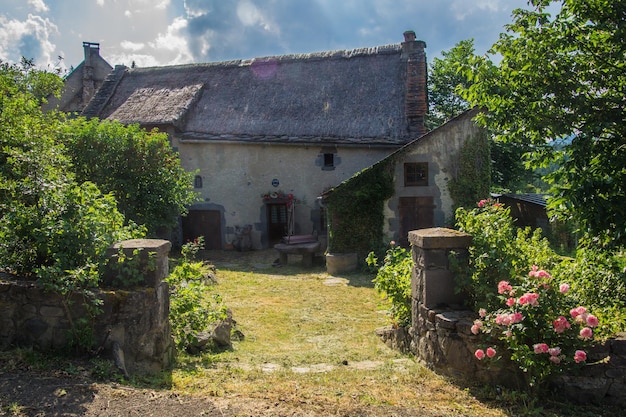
[323,153,334,168]
[404,162,428,186]
[193,175,203,188]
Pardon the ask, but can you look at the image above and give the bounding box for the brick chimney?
[402,31,428,138]
[82,42,100,107]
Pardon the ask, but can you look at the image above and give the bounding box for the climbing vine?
[324,161,395,257]
[447,130,491,209]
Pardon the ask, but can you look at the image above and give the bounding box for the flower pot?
[325,253,358,275]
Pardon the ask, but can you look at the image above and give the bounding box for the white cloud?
[96,0,105,7]
[0,14,58,67]
[236,0,277,33]
[183,0,210,18]
[27,0,49,13]
[155,0,170,10]
[147,17,193,64]
[121,40,145,51]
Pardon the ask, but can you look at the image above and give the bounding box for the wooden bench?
[274,240,321,267]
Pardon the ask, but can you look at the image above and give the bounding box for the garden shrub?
[166,237,228,351]
[454,199,562,312]
[458,199,626,390]
[366,242,412,327]
[472,265,599,389]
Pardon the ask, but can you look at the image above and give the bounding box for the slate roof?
[83,44,412,146]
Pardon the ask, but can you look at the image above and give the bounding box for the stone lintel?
[409,228,472,250]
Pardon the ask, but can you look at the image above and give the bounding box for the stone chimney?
[82,42,100,107]
[402,31,428,138]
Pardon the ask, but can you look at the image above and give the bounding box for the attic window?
[324,153,335,168]
[194,175,203,189]
[404,162,428,186]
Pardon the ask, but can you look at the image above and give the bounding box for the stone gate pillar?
[408,228,477,375]
[409,227,472,312]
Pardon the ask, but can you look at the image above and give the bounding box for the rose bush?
[472,264,598,388]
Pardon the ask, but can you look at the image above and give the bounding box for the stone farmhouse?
[77,31,434,248]
[79,31,436,250]
[43,42,113,114]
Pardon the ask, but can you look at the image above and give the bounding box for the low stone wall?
[0,239,174,375]
[378,228,626,406]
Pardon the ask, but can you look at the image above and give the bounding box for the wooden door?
[182,210,222,250]
[267,203,288,244]
[398,197,434,247]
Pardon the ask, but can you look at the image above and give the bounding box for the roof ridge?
[128,43,402,72]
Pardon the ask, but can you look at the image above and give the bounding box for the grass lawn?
[168,249,617,417]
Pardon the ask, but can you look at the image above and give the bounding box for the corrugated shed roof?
[84,44,411,145]
[501,193,548,207]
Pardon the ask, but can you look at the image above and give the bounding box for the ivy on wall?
[324,161,395,257]
[324,125,489,258]
[447,130,491,210]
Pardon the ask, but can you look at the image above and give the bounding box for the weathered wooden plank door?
[398,197,434,246]
[182,210,222,249]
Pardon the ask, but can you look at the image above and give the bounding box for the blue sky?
[1,0,532,72]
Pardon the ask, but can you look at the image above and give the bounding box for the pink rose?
[486,347,496,358]
[506,297,516,307]
[498,281,513,295]
[574,350,587,363]
[548,347,561,357]
[533,343,549,354]
[586,314,599,328]
[505,330,513,338]
[510,312,524,324]
[537,270,552,279]
[570,306,587,318]
[559,283,570,294]
[471,320,483,335]
[550,355,561,364]
[579,327,593,340]
[518,292,539,307]
[528,265,539,277]
[478,308,487,318]
[553,316,571,333]
[477,199,488,208]
[475,349,485,360]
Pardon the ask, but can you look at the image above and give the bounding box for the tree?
[427,39,475,129]
[428,40,535,193]
[0,61,141,278]
[61,118,199,236]
[461,0,626,248]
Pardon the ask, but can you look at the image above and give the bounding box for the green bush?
[454,199,561,311]
[459,199,626,389]
[61,118,198,236]
[366,242,412,327]
[455,199,626,336]
[166,237,228,351]
[473,265,599,389]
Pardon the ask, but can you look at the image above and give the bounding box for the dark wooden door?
[182,210,222,249]
[398,197,434,246]
[267,203,288,244]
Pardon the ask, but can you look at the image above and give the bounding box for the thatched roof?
[84,44,412,146]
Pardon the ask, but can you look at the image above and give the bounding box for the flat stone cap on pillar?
[104,239,172,288]
[409,228,472,249]
[110,238,171,255]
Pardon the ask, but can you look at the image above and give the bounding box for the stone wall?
[378,227,626,406]
[0,239,174,375]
